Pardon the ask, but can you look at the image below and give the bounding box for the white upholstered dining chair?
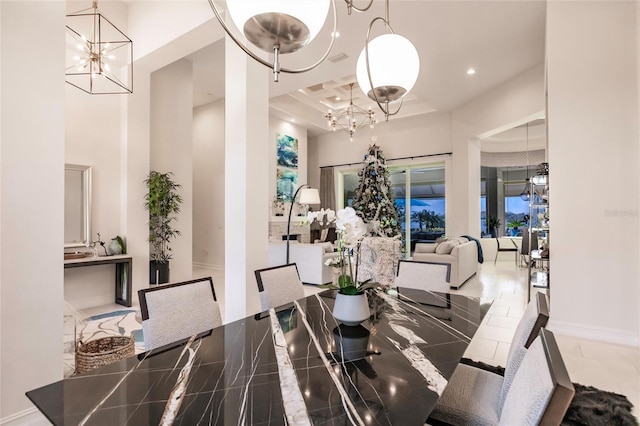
[254,263,305,311]
[138,277,222,351]
[429,292,552,424]
[429,328,574,425]
[394,259,450,293]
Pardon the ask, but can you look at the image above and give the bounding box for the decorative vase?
[333,291,370,326]
[108,238,122,255]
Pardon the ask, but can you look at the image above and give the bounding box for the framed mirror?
[65,164,92,248]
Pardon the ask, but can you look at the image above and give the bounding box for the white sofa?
[412,237,478,289]
[268,241,339,285]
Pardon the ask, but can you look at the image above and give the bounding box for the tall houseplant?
[145,171,183,284]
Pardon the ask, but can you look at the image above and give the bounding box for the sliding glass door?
[338,162,446,256]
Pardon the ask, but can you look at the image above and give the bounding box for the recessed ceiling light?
[331,31,340,38]
[467,68,476,75]
[290,118,296,122]
[335,96,341,101]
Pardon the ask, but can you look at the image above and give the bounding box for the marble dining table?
[27,288,490,425]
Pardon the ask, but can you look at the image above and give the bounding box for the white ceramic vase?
[332,291,370,326]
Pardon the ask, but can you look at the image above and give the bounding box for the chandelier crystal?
[323,83,377,142]
[65,1,133,94]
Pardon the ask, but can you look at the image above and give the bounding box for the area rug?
[64,309,144,377]
[460,358,639,425]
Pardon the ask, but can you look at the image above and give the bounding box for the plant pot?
[333,291,370,326]
[150,260,170,285]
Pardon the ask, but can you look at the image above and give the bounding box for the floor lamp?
[286,185,321,263]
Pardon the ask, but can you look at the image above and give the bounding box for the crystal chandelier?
[65,1,133,94]
[323,83,377,141]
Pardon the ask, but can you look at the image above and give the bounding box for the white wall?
[546,1,639,346]
[193,100,225,268]
[150,59,194,283]
[64,84,126,308]
[0,1,65,420]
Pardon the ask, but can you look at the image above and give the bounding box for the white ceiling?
[188,0,546,138]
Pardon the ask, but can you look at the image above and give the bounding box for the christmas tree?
[351,144,402,238]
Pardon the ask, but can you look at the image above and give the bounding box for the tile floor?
[67,257,639,420]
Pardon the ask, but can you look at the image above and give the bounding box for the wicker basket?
[75,334,135,374]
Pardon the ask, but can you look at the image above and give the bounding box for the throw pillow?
[435,235,449,244]
[435,240,459,254]
[414,243,437,253]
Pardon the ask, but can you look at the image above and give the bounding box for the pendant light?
[65,1,133,94]
[207,0,338,82]
[356,0,420,120]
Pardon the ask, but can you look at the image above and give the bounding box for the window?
[339,162,446,255]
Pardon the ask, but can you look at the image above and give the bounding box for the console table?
[63,254,132,307]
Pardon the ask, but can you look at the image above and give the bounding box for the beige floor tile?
[493,342,510,366]
[473,325,516,343]
[487,305,509,316]
[578,338,640,369]
[486,314,520,329]
[463,337,498,359]
[506,307,525,319]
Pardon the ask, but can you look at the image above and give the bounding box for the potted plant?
[321,207,377,326]
[507,219,523,236]
[486,216,501,238]
[144,171,183,284]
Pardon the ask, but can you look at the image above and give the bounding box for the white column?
[547,1,639,345]
[150,59,194,283]
[224,37,269,322]
[0,1,65,418]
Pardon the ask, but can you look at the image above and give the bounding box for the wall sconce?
[65,1,133,94]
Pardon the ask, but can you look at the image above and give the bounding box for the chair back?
[138,277,222,351]
[499,291,550,411]
[254,264,305,311]
[395,260,450,293]
[521,228,539,255]
[499,329,575,425]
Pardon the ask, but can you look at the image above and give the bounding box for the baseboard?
[548,319,639,347]
[64,294,114,311]
[1,407,48,425]
[192,262,223,271]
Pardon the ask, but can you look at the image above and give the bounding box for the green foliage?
[507,219,523,229]
[351,144,401,238]
[144,171,183,263]
[486,216,501,230]
[411,209,444,232]
[116,235,126,254]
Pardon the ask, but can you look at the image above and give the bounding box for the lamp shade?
[356,33,420,103]
[299,188,321,205]
[226,0,330,54]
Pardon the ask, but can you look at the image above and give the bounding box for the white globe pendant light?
[226,0,330,54]
[208,0,337,81]
[355,1,420,119]
[356,33,419,104]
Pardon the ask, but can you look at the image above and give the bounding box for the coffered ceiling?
[187,1,546,138]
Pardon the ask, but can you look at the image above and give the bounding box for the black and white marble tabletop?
[27,288,490,425]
